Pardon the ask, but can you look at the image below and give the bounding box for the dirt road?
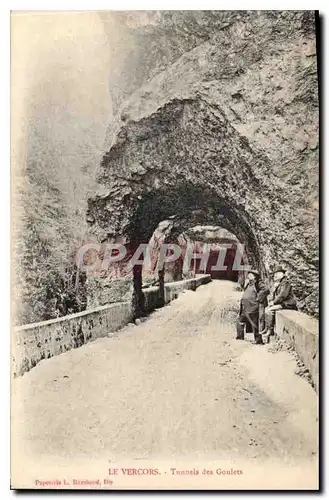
[12,280,318,467]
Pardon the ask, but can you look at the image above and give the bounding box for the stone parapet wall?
[164,275,211,304]
[275,310,319,393]
[13,302,133,377]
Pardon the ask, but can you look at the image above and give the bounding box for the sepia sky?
[11,12,113,180]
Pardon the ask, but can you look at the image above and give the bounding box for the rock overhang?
[87,11,318,314]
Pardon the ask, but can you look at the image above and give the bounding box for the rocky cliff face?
[88,11,319,316]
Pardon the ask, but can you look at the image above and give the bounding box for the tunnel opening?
[190,246,240,282]
[123,184,260,317]
[128,185,260,261]
[182,225,246,283]
[142,224,246,285]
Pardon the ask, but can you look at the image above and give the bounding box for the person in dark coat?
[236,269,269,345]
[263,265,297,342]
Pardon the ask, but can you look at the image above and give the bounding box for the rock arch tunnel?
[87,96,318,316]
[88,180,261,316]
[143,220,249,281]
[182,225,248,283]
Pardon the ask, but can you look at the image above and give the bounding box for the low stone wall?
[141,274,211,311]
[13,275,211,377]
[13,302,133,378]
[143,285,161,313]
[275,310,319,393]
[164,275,211,304]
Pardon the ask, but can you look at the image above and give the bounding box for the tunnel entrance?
[86,184,259,318]
[191,247,239,282]
[139,221,249,288]
[86,98,267,317]
[182,226,246,283]
[127,199,254,317]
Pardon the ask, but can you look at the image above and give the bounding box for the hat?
[272,265,286,274]
[247,269,260,277]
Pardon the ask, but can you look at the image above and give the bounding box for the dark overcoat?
[272,277,297,309]
[239,279,269,315]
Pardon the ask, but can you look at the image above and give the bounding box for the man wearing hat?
[236,269,269,345]
[263,265,297,341]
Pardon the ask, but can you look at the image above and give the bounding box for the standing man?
[236,269,269,345]
[263,265,297,342]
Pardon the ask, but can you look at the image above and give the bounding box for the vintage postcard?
[11,10,319,490]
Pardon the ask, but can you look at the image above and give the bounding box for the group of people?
[236,265,297,345]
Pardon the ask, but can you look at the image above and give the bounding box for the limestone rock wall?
[88,11,318,316]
